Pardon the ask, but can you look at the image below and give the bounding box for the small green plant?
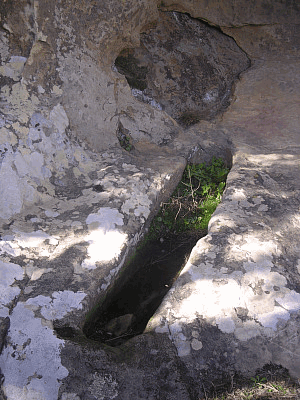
[251,375,267,388]
[117,124,134,152]
[269,383,288,394]
[118,133,133,152]
[149,157,229,240]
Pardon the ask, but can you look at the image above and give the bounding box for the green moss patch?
[149,156,229,240]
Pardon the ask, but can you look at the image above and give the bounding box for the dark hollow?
[83,232,205,347]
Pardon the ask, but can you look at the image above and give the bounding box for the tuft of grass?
[117,123,134,152]
[148,157,229,240]
[204,364,300,400]
[117,132,133,152]
[208,378,299,400]
[251,375,267,388]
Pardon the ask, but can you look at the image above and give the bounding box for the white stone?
[0,157,23,219]
[15,151,50,179]
[0,238,20,257]
[82,229,127,268]
[45,210,60,218]
[86,207,124,231]
[26,290,86,320]
[216,316,236,333]
[30,268,52,281]
[0,261,24,314]
[0,56,27,81]
[257,307,290,330]
[49,104,69,134]
[15,230,52,248]
[37,85,45,94]
[275,291,300,312]
[191,338,203,350]
[234,320,262,341]
[82,208,127,268]
[0,303,69,400]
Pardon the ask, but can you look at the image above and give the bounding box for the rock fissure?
[83,232,205,347]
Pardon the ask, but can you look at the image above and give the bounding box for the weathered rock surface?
[222,24,300,61]
[116,12,250,123]
[159,0,300,26]
[0,0,300,399]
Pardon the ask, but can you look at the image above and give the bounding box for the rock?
[222,24,300,60]
[159,0,300,27]
[0,0,300,399]
[116,11,250,123]
[60,333,191,400]
[146,24,300,395]
[105,314,136,337]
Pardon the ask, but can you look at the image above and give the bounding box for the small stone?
[105,314,135,337]
[191,338,203,351]
[220,267,228,274]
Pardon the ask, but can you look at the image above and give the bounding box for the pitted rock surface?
[0,0,300,399]
[116,11,250,123]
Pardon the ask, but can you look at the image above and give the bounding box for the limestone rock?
[222,24,300,60]
[0,0,300,399]
[159,0,300,27]
[116,12,250,123]
[0,0,35,59]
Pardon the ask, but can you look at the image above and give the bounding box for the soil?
[84,231,206,346]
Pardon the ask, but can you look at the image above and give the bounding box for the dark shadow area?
[83,231,205,346]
